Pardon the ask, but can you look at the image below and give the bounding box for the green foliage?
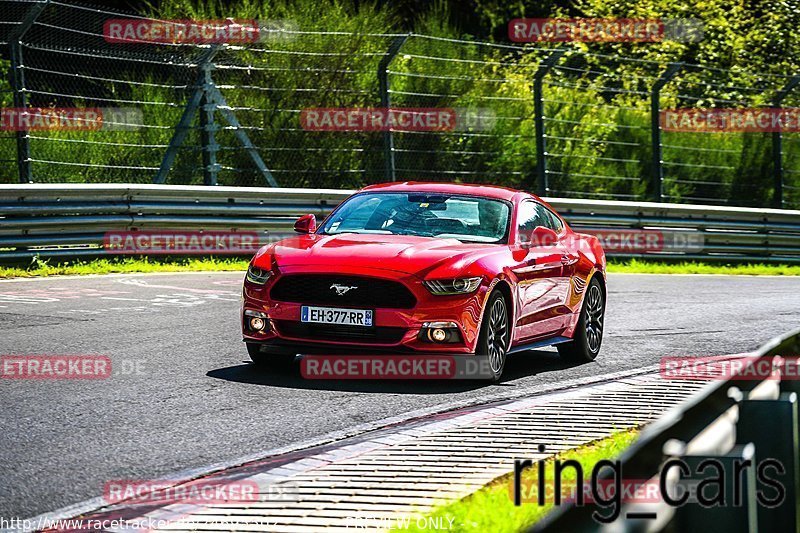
[563,0,800,79]
[1,0,797,207]
[2,256,798,278]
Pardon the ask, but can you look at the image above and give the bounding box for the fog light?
[420,321,461,344]
[244,310,269,333]
[430,328,447,342]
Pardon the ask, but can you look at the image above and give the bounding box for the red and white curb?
[18,368,709,532]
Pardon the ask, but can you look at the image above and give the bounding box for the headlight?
[246,265,272,285]
[423,277,482,295]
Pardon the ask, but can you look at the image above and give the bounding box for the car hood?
[254,233,502,278]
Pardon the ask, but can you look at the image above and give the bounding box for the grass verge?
[397,429,639,533]
[607,259,800,276]
[1,256,799,279]
[0,256,250,279]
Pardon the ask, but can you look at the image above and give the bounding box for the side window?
[543,208,564,233]
[516,201,549,243]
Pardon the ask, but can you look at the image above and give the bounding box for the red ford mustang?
[241,182,606,380]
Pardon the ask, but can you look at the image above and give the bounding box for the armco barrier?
[531,327,800,532]
[0,183,799,262]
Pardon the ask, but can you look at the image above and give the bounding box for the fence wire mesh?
[1,0,799,208]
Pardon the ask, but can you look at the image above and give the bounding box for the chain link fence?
[1,0,799,208]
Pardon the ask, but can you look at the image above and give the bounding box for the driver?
[478,200,505,238]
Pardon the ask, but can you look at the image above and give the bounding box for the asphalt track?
[1,272,799,519]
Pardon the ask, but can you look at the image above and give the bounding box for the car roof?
[360,181,531,202]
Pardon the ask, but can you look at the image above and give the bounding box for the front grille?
[270,275,416,309]
[274,321,406,344]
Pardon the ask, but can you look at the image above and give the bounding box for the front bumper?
[241,266,487,354]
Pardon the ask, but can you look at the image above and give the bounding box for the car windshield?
[319,192,510,243]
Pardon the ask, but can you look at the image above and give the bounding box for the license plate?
[301,306,373,327]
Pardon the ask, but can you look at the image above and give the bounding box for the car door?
[541,204,579,282]
[510,200,572,342]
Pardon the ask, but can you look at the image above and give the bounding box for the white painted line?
[0,271,246,283]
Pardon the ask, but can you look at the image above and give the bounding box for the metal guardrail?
[1,184,799,262]
[531,327,800,532]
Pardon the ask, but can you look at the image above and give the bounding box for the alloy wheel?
[486,296,509,372]
[585,284,604,353]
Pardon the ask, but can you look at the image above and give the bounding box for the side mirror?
[528,225,558,246]
[294,214,317,234]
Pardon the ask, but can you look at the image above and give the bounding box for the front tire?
[246,343,296,368]
[476,290,510,382]
[557,277,605,363]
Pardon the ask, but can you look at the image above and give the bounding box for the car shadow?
[206,349,586,394]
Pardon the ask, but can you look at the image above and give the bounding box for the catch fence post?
[378,34,410,182]
[532,49,565,197]
[7,0,50,183]
[771,75,800,208]
[650,62,682,203]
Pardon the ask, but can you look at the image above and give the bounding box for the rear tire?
[475,290,510,382]
[557,277,604,363]
[246,343,296,368]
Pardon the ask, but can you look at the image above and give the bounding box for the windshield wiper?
[326,230,393,235]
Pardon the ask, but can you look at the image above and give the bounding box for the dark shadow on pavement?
[206,348,587,393]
